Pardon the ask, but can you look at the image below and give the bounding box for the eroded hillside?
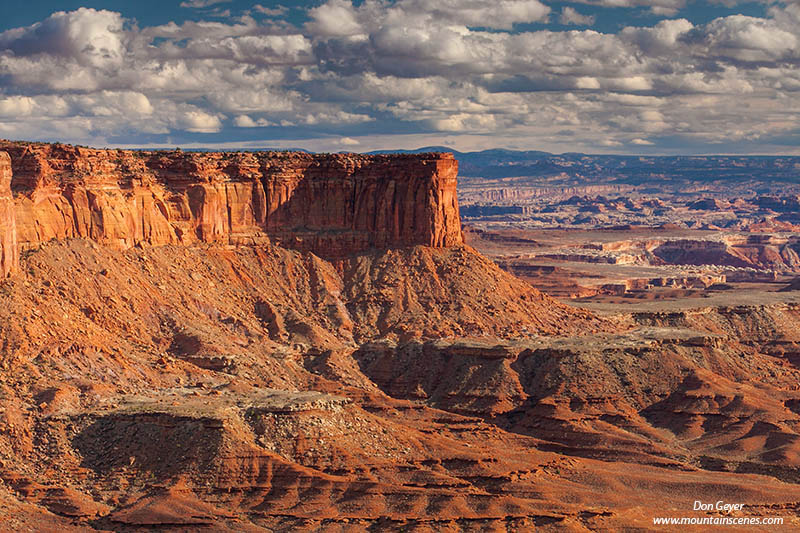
[0,142,799,531]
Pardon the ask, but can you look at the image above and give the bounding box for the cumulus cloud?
[571,0,686,16]
[174,110,224,133]
[407,0,551,30]
[620,18,694,55]
[180,0,232,8]
[429,112,497,132]
[560,7,596,26]
[252,4,289,17]
[682,14,798,62]
[0,96,36,118]
[0,1,798,152]
[0,8,125,67]
[306,0,365,37]
[307,0,550,38]
[234,115,275,127]
[301,110,372,125]
[169,34,314,65]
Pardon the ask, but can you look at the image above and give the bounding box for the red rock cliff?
[0,141,462,261]
[0,152,17,277]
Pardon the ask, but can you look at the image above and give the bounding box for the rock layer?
[0,141,462,264]
[0,152,17,277]
[2,239,800,530]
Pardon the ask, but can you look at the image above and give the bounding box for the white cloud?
[631,138,655,145]
[560,7,596,26]
[307,0,550,38]
[174,110,224,133]
[175,34,313,65]
[71,91,154,117]
[575,76,601,89]
[301,110,372,125]
[0,2,798,152]
[607,76,653,92]
[571,0,686,16]
[180,0,232,9]
[207,87,296,114]
[234,115,274,127]
[306,0,365,37]
[603,93,665,106]
[429,112,497,132]
[339,136,360,145]
[410,0,551,30]
[600,139,623,146]
[252,5,289,17]
[685,14,798,62]
[0,96,36,117]
[0,8,126,67]
[620,18,694,55]
[234,115,257,127]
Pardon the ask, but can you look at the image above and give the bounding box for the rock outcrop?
[0,141,462,261]
[6,140,800,530]
[4,238,800,530]
[0,152,17,277]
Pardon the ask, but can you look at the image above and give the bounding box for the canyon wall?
[458,183,635,203]
[0,152,17,277]
[0,141,462,268]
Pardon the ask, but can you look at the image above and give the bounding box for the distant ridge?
[368,148,800,183]
[5,140,798,184]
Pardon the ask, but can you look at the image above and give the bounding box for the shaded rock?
[779,277,800,292]
[110,482,225,526]
[0,152,17,277]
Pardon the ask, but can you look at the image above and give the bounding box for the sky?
[0,1,798,154]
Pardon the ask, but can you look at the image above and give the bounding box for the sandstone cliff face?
[0,152,17,277]
[0,141,462,263]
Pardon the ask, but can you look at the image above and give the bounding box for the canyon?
[0,141,799,531]
[458,149,800,301]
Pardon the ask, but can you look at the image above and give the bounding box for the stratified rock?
[0,141,462,258]
[0,152,17,277]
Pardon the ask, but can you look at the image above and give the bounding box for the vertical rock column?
[0,152,18,277]
[430,155,463,247]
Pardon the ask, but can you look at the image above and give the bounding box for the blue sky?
[0,1,797,154]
